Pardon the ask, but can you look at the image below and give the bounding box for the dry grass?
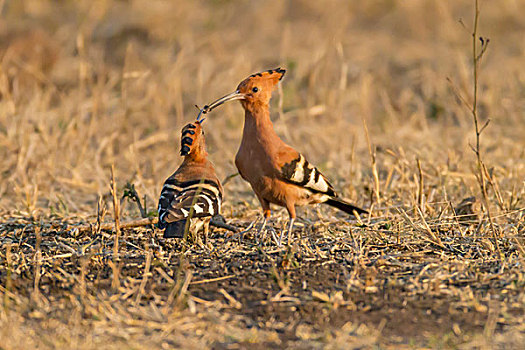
[0,0,524,348]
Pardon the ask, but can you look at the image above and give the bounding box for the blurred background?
[0,0,523,218]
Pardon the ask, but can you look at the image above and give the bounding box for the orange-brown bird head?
[202,68,285,113]
[180,121,206,159]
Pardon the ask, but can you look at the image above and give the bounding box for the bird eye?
[252,87,259,93]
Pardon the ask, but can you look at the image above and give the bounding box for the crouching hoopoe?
[157,118,223,244]
[201,68,367,245]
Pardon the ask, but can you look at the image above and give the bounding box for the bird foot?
[275,232,286,247]
[274,235,284,247]
[260,226,280,247]
[275,219,295,247]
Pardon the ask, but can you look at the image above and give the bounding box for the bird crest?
[180,121,204,156]
[247,67,286,81]
[237,67,286,95]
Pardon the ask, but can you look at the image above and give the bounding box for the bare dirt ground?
[0,0,524,349]
[1,209,523,348]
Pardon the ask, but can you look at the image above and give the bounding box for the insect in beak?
[196,108,206,123]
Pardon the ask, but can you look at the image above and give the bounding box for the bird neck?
[183,146,208,164]
[242,104,278,139]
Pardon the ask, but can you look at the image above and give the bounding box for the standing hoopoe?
[201,68,367,245]
[157,117,223,244]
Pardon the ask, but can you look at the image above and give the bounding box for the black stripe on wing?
[280,154,336,196]
[158,179,222,227]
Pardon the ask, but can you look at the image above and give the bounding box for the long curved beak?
[202,90,246,114]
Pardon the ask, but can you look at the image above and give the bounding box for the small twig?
[75,217,158,232]
[72,216,238,233]
[363,118,380,204]
[110,165,121,290]
[95,196,107,236]
[222,172,239,186]
[482,164,506,211]
[134,245,152,307]
[416,158,425,212]
[479,118,491,135]
[470,0,500,254]
[155,267,175,284]
[33,226,42,303]
[446,77,473,111]
[79,255,89,302]
[415,206,443,247]
[165,255,192,312]
[397,208,444,248]
[4,243,12,311]
[190,275,235,285]
[476,37,490,62]
[57,242,76,255]
[219,288,242,309]
[450,0,500,255]
[175,271,193,306]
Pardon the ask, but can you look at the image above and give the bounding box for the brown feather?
[205,68,366,242]
[158,121,223,240]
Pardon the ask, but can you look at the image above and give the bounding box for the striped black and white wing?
[279,154,337,197]
[158,178,222,228]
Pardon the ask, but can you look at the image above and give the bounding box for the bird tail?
[163,220,187,238]
[324,197,368,216]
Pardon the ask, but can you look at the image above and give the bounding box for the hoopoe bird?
[201,68,367,245]
[157,117,223,244]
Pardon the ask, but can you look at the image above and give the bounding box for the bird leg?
[254,206,272,245]
[267,226,280,246]
[255,217,267,244]
[256,217,282,246]
[287,217,295,244]
[279,205,297,246]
